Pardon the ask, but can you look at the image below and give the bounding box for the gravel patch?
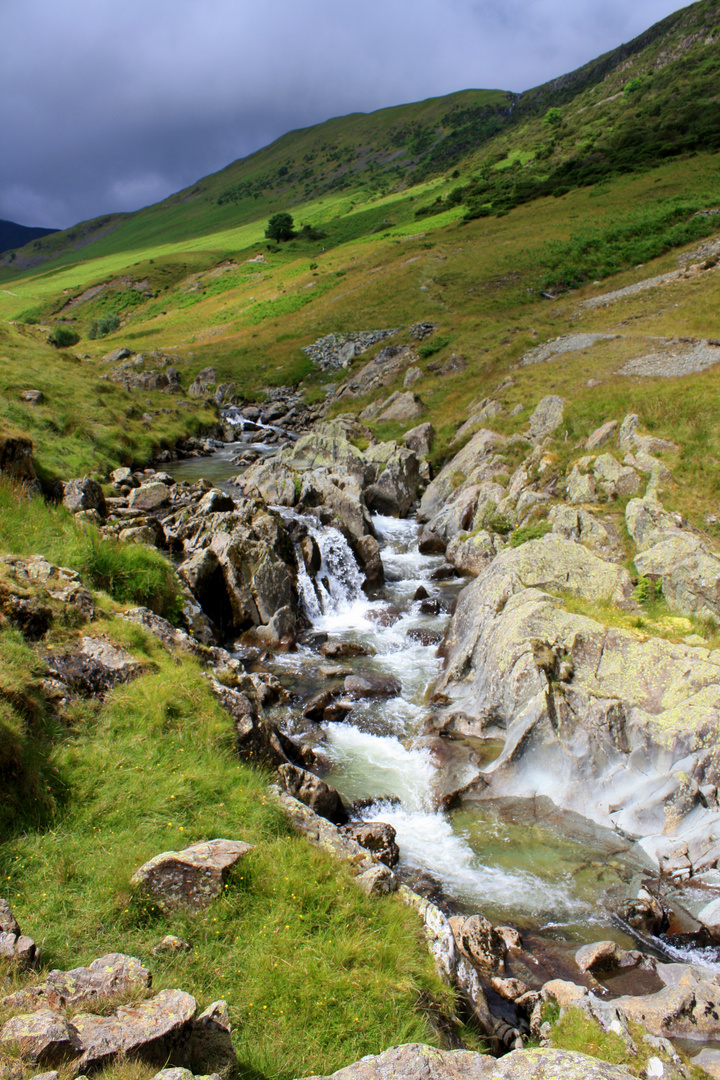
[515,333,618,366]
[617,338,720,377]
[579,271,680,310]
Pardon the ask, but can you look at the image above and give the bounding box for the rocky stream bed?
[11,389,720,1079]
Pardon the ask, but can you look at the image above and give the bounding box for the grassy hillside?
[2,4,720,1077]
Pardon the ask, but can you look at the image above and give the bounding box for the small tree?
[265,212,295,242]
[544,107,562,127]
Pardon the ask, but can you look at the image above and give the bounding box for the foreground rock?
[300,1044,637,1080]
[3,953,150,1011]
[0,898,36,969]
[131,839,253,911]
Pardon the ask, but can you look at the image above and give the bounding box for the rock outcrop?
[433,533,720,870]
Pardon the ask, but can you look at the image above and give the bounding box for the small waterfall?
[294,522,366,621]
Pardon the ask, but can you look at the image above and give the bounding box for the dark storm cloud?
[0,0,685,229]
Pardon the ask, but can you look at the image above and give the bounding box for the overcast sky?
[0,0,686,229]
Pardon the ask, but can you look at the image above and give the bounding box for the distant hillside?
[1,0,718,278]
[0,218,56,257]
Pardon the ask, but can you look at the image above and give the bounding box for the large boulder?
[433,537,720,869]
[299,1045,637,1080]
[131,839,253,911]
[418,429,506,523]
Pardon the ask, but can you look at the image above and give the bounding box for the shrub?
[544,108,563,127]
[508,521,552,547]
[88,315,120,339]
[484,511,513,535]
[50,326,80,349]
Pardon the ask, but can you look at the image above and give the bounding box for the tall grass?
[0,644,463,1078]
[0,484,181,619]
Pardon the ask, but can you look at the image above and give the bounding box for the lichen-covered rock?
[299,1044,638,1080]
[614,961,720,1038]
[0,932,37,968]
[528,396,564,441]
[44,637,146,697]
[73,989,197,1071]
[131,840,253,911]
[433,536,720,868]
[418,429,506,523]
[3,954,150,1013]
[0,1011,79,1066]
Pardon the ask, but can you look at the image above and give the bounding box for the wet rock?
[344,673,401,698]
[323,699,354,722]
[418,530,447,554]
[495,926,522,957]
[448,914,506,977]
[301,535,321,576]
[575,941,650,975]
[303,690,337,720]
[131,839,253,912]
[354,534,384,589]
[406,628,444,646]
[3,954,151,1012]
[341,822,399,867]
[62,478,107,518]
[277,764,348,825]
[615,895,667,935]
[321,641,370,659]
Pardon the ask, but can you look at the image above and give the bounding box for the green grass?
[0,484,181,619]
[0,630,466,1079]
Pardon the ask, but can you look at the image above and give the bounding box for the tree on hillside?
[265,212,295,242]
